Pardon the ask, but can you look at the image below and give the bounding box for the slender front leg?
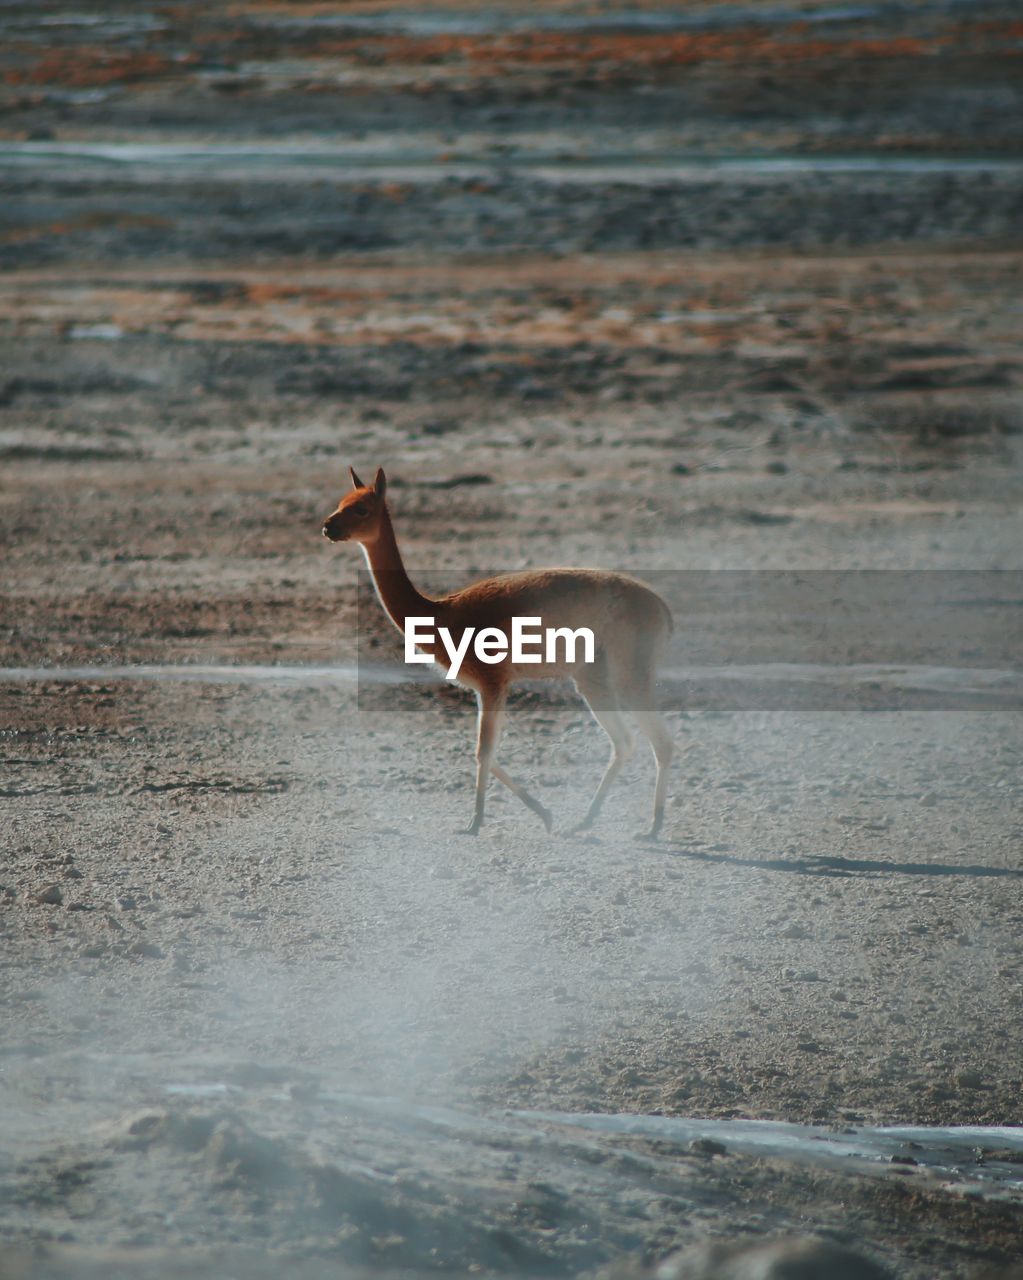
[491,762,553,833]
[463,684,506,835]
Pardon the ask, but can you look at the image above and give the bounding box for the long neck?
[361,504,434,633]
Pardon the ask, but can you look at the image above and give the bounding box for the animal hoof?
[537,806,554,834]
[634,828,660,842]
[568,821,593,837]
[459,822,481,836]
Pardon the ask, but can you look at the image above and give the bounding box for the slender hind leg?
[491,763,553,833]
[632,703,674,840]
[570,664,635,835]
[463,684,506,835]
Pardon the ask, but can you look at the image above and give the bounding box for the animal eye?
[352,504,368,516]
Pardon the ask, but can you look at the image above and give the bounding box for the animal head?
[322,466,388,544]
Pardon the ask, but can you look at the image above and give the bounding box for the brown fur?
[323,466,674,837]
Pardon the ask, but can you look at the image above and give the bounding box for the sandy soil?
[1,2,1022,1278]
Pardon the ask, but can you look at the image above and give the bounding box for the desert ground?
[1,1,1022,1277]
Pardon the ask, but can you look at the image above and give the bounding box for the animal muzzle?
[322,519,346,542]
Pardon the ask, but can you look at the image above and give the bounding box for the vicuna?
[322,467,674,838]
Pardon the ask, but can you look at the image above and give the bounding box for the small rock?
[204,1119,289,1187]
[430,473,494,489]
[104,1109,216,1154]
[765,460,789,474]
[33,884,63,906]
[126,941,162,959]
[105,1109,170,1151]
[115,895,137,911]
[657,1236,893,1279]
[982,1148,1023,1164]
[688,1137,727,1157]
[739,509,793,526]
[956,1070,984,1090]
[288,1080,320,1103]
[780,923,812,940]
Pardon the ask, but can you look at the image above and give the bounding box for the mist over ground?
[1,1,1022,1277]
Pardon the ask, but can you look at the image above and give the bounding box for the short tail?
[627,588,672,695]
[657,591,674,639]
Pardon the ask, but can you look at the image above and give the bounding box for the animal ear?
[349,465,365,490]
[374,467,387,500]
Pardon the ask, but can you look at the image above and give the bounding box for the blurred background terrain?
[1,3,1022,1278]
